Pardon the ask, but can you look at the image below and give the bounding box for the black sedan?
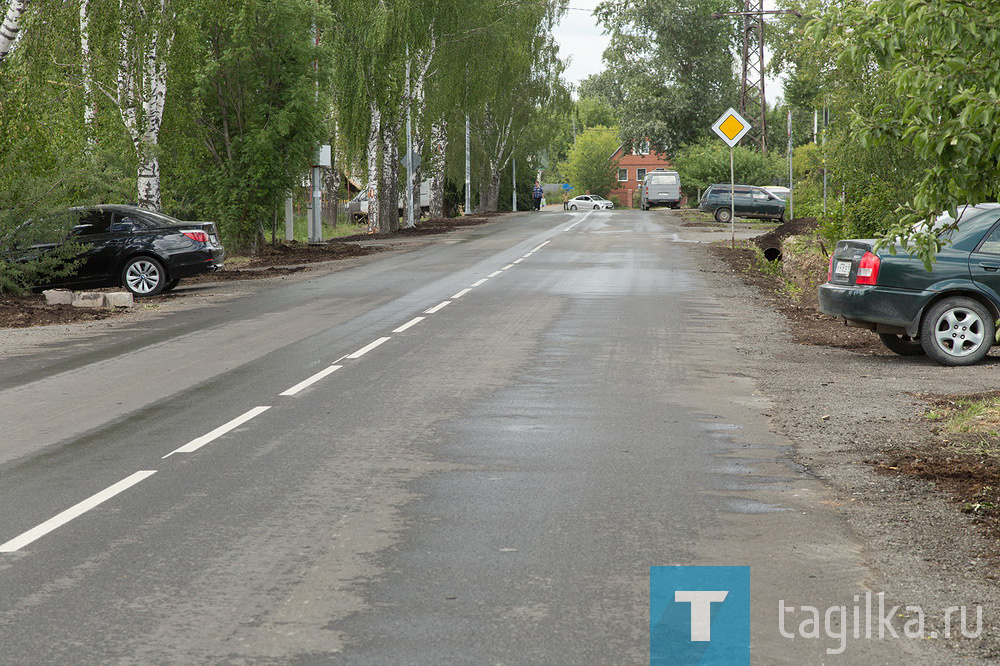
[818,204,1000,365]
[13,204,224,297]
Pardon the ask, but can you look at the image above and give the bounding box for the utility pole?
[787,109,794,221]
[713,7,801,155]
[512,158,516,212]
[405,48,415,229]
[465,115,471,215]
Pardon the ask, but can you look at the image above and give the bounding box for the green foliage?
[594,0,740,154]
[812,0,1000,270]
[559,126,620,198]
[671,138,785,199]
[168,0,333,252]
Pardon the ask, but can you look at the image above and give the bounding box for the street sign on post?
[712,108,752,247]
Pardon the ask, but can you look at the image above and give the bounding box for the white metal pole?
[788,109,794,221]
[285,194,294,241]
[730,146,735,248]
[464,114,471,215]
[405,49,414,229]
[512,158,516,212]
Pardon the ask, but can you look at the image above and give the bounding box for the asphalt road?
[0,209,929,663]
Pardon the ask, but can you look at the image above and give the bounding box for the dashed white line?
[163,406,272,458]
[471,278,489,287]
[487,270,502,278]
[564,220,581,231]
[512,258,524,264]
[500,264,515,270]
[280,365,342,396]
[348,337,391,358]
[0,470,157,552]
[531,241,550,252]
[392,317,425,333]
[451,288,472,299]
[424,301,451,314]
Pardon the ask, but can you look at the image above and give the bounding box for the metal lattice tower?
[739,0,767,154]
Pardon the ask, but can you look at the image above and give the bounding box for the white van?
[640,170,681,210]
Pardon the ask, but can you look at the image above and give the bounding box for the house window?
[618,168,628,182]
[636,168,647,182]
[639,140,650,155]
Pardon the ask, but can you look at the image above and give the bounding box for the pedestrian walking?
[532,181,543,211]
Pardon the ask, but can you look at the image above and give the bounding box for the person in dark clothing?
[532,181,544,210]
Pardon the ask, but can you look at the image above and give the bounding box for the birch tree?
[115,0,173,211]
[0,0,29,67]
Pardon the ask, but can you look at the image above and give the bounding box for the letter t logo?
[675,591,729,641]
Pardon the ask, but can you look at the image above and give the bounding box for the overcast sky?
[552,1,610,93]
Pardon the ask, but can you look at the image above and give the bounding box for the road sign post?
[712,108,752,248]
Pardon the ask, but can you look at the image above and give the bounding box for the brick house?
[608,142,672,208]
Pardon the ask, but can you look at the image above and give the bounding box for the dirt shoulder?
[696,220,1000,660]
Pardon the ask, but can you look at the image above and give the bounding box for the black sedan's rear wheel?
[878,333,925,356]
[161,278,181,293]
[920,296,995,366]
[122,256,167,297]
[714,207,732,224]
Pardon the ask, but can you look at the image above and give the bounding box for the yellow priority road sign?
[712,108,751,147]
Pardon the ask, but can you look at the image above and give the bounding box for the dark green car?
[818,203,1000,365]
[698,184,785,224]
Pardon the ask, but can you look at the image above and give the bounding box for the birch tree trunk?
[429,118,447,219]
[379,121,401,234]
[365,99,381,233]
[117,0,172,211]
[0,0,29,67]
[80,0,96,145]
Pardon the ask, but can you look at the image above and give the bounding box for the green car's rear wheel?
[920,296,994,366]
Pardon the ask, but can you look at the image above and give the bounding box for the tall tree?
[594,0,740,154]
[0,0,29,67]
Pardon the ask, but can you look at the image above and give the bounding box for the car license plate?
[835,260,851,276]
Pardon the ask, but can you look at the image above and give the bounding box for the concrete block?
[71,292,104,308]
[43,289,73,305]
[103,292,134,309]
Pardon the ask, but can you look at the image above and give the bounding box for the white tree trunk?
[0,0,29,67]
[429,118,447,219]
[365,99,381,233]
[117,0,171,211]
[80,0,96,144]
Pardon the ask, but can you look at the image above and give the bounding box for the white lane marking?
[392,317,425,333]
[500,264,515,270]
[487,270,502,278]
[512,258,524,264]
[531,241,550,252]
[280,365,342,396]
[348,337,391,359]
[564,209,595,231]
[424,301,451,314]
[451,288,472,299]
[163,406,272,458]
[332,354,349,364]
[471,278,488,287]
[0,471,157,553]
[522,253,533,258]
